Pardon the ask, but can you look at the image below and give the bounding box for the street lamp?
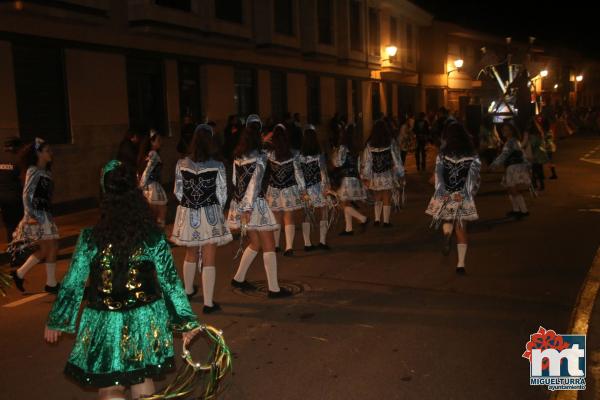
[540,69,548,77]
[385,45,398,58]
[553,83,558,89]
[576,75,583,82]
[453,59,464,69]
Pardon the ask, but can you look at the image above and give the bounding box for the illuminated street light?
[540,69,548,77]
[576,75,583,82]
[454,59,464,69]
[553,83,558,89]
[385,45,398,58]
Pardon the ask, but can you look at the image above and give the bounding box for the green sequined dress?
[47,228,199,388]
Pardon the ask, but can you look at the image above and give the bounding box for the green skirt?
[65,299,176,388]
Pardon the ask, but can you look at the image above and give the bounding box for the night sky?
[412,0,599,59]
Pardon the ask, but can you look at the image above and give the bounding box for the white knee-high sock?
[346,206,367,223]
[516,195,528,212]
[442,222,453,236]
[508,195,519,212]
[319,220,328,244]
[302,222,312,246]
[45,263,57,286]
[284,224,295,250]
[17,254,40,279]
[457,244,467,268]
[201,266,216,307]
[374,201,383,222]
[383,205,392,224]
[183,261,197,294]
[343,207,353,232]
[233,247,258,282]
[263,252,280,292]
[274,226,281,248]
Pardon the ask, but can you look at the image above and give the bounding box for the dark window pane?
[352,79,362,122]
[274,0,294,36]
[215,0,243,24]
[406,23,414,63]
[318,0,333,45]
[385,82,392,116]
[271,71,287,121]
[368,8,379,56]
[126,57,167,135]
[178,62,201,122]
[234,68,257,118]
[335,78,348,117]
[155,0,191,12]
[349,0,362,51]
[13,44,70,144]
[371,82,381,120]
[390,16,397,44]
[307,75,321,124]
[398,85,416,117]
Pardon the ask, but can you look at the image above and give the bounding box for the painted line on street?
[580,158,600,165]
[2,293,48,308]
[578,209,600,213]
[550,244,600,400]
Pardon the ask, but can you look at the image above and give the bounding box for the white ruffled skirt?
[306,183,327,208]
[425,195,478,222]
[143,182,168,205]
[367,171,396,191]
[227,197,279,232]
[266,185,303,211]
[502,163,531,188]
[337,177,367,201]
[171,204,232,247]
[14,211,59,241]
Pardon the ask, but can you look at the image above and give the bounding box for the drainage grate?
[232,280,309,298]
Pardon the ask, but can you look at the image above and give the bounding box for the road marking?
[550,245,600,400]
[580,158,600,165]
[2,293,48,308]
[578,209,600,213]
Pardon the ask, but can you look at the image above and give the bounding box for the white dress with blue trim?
[265,150,305,212]
[332,145,366,201]
[171,157,232,246]
[299,153,329,208]
[360,143,405,191]
[140,150,168,205]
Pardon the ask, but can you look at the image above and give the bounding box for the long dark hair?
[271,124,292,161]
[301,127,321,156]
[234,126,262,159]
[340,124,359,156]
[500,120,521,141]
[18,140,51,181]
[441,122,476,157]
[367,119,392,148]
[137,132,160,175]
[92,163,158,275]
[190,125,220,162]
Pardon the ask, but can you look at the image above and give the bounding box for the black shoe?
[317,243,331,251]
[10,271,25,292]
[283,249,294,257]
[268,287,293,299]
[339,230,354,236]
[186,285,198,300]
[520,211,530,217]
[442,234,452,256]
[202,302,221,314]
[549,175,558,180]
[304,245,316,252]
[44,283,60,294]
[231,279,257,291]
[456,266,467,275]
[374,221,381,227]
[275,247,281,253]
[383,223,392,228]
[506,211,520,218]
[360,218,369,232]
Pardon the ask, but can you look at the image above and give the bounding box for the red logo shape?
[523,326,570,370]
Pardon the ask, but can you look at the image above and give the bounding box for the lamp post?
[382,45,398,62]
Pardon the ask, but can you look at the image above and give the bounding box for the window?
[368,8,379,56]
[13,44,70,144]
[178,62,201,122]
[406,23,414,63]
[234,68,257,118]
[274,0,294,36]
[349,0,362,51]
[335,78,348,117]
[215,0,243,24]
[271,71,287,122]
[398,85,416,117]
[371,82,381,120]
[155,0,191,12]
[385,82,392,116]
[127,58,167,134]
[318,0,333,45]
[352,79,362,122]
[307,75,321,124]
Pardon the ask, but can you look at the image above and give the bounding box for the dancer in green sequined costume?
[45,160,199,400]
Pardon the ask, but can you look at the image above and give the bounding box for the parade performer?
[227,120,292,298]
[361,120,405,227]
[171,124,232,313]
[10,138,60,293]
[138,129,167,227]
[490,121,531,218]
[542,117,558,180]
[265,124,305,256]
[44,160,199,400]
[425,123,481,274]
[299,124,331,251]
[332,123,368,235]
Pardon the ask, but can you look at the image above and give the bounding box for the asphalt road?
[2,136,600,400]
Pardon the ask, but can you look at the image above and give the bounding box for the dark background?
[412,0,599,59]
